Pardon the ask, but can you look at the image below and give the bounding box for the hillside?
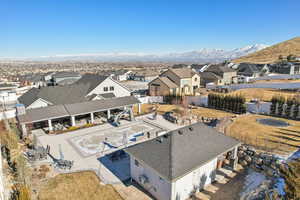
[232,37,300,63]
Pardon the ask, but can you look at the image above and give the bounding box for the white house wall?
[171,158,218,200]
[130,156,172,200]
[27,99,49,109]
[88,78,131,97]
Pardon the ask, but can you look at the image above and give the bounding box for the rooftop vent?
[189,127,194,131]
[178,130,183,135]
[156,137,163,143]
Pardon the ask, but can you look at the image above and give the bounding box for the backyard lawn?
[226,114,300,155]
[226,88,297,102]
[133,104,234,118]
[38,171,123,200]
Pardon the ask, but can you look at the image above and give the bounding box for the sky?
[1,0,300,57]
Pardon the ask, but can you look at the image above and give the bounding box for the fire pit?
[257,118,290,127]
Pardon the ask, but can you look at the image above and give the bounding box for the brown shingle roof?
[170,68,197,78]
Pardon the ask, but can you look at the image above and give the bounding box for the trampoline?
[257,118,290,127]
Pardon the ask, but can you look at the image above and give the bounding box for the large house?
[204,64,237,85]
[269,62,300,75]
[125,123,240,200]
[236,63,269,78]
[149,68,201,96]
[18,74,131,109]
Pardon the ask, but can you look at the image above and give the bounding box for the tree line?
[270,95,300,119]
[208,93,246,114]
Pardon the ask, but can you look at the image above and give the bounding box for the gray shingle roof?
[74,74,108,94]
[18,74,111,107]
[52,71,81,79]
[125,123,240,181]
[18,105,69,123]
[65,95,140,116]
[18,96,140,124]
[99,92,116,99]
[18,85,90,107]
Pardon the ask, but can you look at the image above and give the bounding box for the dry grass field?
[227,88,297,102]
[133,103,234,118]
[226,115,300,155]
[233,37,300,63]
[38,171,123,200]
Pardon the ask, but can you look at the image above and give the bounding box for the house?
[51,71,82,86]
[236,63,269,78]
[18,74,131,109]
[149,68,201,96]
[129,70,160,82]
[19,74,47,88]
[205,64,237,85]
[269,62,300,75]
[199,72,222,86]
[125,123,240,200]
[100,70,132,81]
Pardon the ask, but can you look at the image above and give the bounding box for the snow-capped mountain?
[1,44,268,63]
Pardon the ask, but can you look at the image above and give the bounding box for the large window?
[110,86,114,91]
[103,87,108,91]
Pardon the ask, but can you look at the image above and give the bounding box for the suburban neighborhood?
[1,1,300,200]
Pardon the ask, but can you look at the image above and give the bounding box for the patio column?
[138,103,141,114]
[90,113,94,124]
[71,116,76,126]
[48,119,53,132]
[231,146,238,170]
[21,123,27,137]
[107,109,111,119]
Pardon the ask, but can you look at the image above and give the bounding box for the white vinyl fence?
[138,96,164,104]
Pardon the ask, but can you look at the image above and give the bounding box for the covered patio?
[17,96,141,136]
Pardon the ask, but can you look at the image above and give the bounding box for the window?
[134,159,139,166]
[103,87,108,91]
[110,86,114,91]
[194,77,197,81]
[159,177,164,182]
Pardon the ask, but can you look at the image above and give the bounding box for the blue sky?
[1,0,300,57]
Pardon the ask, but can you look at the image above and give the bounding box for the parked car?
[163,112,177,123]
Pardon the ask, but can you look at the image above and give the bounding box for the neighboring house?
[125,123,240,200]
[148,77,179,96]
[205,64,237,85]
[99,70,132,81]
[237,63,269,78]
[149,68,201,96]
[270,62,300,75]
[199,72,222,86]
[52,71,82,86]
[19,74,47,88]
[129,70,160,82]
[18,74,131,109]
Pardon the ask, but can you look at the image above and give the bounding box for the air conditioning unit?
[138,174,149,185]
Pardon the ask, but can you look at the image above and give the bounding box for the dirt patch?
[134,104,234,118]
[38,171,123,200]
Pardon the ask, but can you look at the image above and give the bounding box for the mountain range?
[0,44,268,63]
[233,37,300,63]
